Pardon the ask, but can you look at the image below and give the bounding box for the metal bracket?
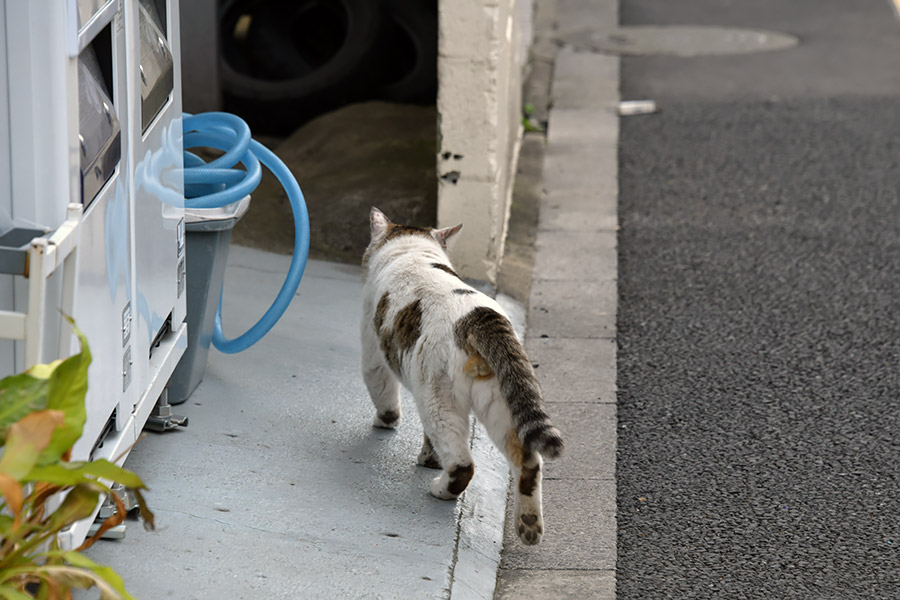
[86,482,137,541]
[144,388,188,432]
[87,521,127,540]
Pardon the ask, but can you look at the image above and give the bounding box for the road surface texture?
[617,0,900,597]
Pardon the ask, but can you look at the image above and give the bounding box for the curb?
[495,0,621,597]
[446,293,530,600]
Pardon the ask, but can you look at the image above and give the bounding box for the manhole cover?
[561,25,799,56]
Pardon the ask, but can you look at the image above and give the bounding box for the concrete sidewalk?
[496,0,621,597]
[82,1,624,596]
[83,248,510,599]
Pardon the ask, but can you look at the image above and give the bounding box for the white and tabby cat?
[360,207,563,545]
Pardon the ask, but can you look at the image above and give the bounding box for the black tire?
[376,0,437,104]
[220,0,386,104]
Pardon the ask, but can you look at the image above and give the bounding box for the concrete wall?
[437,0,533,284]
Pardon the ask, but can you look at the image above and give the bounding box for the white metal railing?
[0,203,82,366]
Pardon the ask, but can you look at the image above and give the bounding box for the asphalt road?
[616,1,900,597]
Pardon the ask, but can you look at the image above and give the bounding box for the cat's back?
[367,247,504,335]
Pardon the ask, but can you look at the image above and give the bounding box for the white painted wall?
[437,0,533,284]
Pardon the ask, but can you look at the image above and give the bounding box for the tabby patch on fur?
[360,207,563,545]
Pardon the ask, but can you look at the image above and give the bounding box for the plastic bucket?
[168,197,250,405]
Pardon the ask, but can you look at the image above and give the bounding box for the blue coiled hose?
[182,112,310,353]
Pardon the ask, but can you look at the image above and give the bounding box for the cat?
[360,207,563,545]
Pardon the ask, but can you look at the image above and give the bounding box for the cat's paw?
[428,464,474,500]
[516,512,543,545]
[418,454,441,469]
[417,446,441,469]
[428,476,459,500]
[372,409,400,429]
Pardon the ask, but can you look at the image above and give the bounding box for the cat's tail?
[455,307,564,459]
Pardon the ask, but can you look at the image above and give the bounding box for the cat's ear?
[370,207,392,239]
[432,223,463,249]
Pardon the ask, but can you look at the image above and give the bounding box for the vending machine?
[0,0,188,548]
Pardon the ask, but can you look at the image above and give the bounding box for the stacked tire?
[220,0,437,133]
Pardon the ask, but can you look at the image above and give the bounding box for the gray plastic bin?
[168,197,250,405]
[0,227,49,275]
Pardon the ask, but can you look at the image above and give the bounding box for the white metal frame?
[0,204,83,367]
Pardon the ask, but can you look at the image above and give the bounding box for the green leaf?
[0,514,42,550]
[0,372,50,443]
[0,586,33,600]
[18,463,87,488]
[0,410,65,479]
[18,563,125,600]
[69,459,145,489]
[37,320,91,465]
[0,474,24,517]
[24,459,146,490]
[26,359,64,380]
[34,566,94,590]
[46,483,102,532]
[522,116,544,133]
[60,552,134,600]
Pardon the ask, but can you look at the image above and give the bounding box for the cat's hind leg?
[365,364,401,429]
[472,383,545,545]
[417,434,441,469]
[363,364,401,429]
[508,441,544,546]
[414,384,474,499]
[361,328,401,429]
